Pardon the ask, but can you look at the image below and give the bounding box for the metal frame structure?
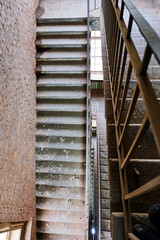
[103,0,160,239]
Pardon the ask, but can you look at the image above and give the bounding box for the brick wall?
[0,0,39,238]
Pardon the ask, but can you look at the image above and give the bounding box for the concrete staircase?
[35,18,88,240]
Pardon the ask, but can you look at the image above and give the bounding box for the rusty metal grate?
[102,0,160,239]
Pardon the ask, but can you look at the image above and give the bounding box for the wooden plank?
[125,175,160,200]
[128,233,140,240]
[121,116,150,169]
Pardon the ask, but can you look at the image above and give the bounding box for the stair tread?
[36,129,86,137]
[36,154,85,162]
[36,185,85,200]
[36,198,85,212]
[37,116,86,124]
[36,209,85,223]
[36,141,85,150]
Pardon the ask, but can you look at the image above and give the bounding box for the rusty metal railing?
[102,0,160,239]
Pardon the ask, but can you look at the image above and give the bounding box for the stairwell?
[35,18,89,240]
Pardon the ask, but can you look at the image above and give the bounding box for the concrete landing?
[37,0,87,18]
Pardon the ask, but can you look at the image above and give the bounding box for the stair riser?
[37,24,87,32]
[37,111,86,117]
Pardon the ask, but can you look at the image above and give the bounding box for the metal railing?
[96,103,101,240]
[85,0,91,238]
[102,0,160,239]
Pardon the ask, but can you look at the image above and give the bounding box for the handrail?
[123,0,160,64]
[102,0,160,239]
[85,0,90,238]
[97,103,101,240]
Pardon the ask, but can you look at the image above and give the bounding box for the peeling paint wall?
[0,0,39,238]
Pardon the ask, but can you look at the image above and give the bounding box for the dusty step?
[37,221,85,236]
[36,116,86,125]
[36,121,86,131]
[37,37,87,45]
[36,49,87,59]
[36,89,87,97]
[37,76,87,85]
[36,129,86,137]
[36,70,87,76]
[36,209,85,224]
[36,134,85,144]
[36,62,87,72]
[36,161,85,175]
[36,185,85,200]
[36,145,85,156]
[36,43,87,49]
[37,30,88,35]
[36,173,85,187]
[36,103,86,111]
[36,141,85,150]
[36,153,86,163]
[36,232,84,240]
[36,197,85,212]
[36,109,86,118]
[37,18,87,24]
[36,58,87,63]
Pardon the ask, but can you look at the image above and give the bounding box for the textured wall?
[0,0,39,238]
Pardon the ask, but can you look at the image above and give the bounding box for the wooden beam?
[124,175,160,200]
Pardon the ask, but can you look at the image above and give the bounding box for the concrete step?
[36,62,87,72]
[36,173,85,187]
[36,153,86,163]
[36,49,87,59]
[37,23,88,31]
[37,58,87,64]
[36,185,85,200]
[36,70,87,76]
[36,103,86,111]
[37,89,87,97]
[37,18,87,24]
[36,129,86,137]
[36,109,86,118]
[36,209,85,223]
[37,30,88,36]
[36,232,84,240]
[36,116,86,125]
[36,43,87,49]
[36,198,85,212]
[36,141,85,150]
[37,76,87,85]
[36,161,85,175]
[37,37,87,45]
[36,221,85,236]
[36,121,86,131]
